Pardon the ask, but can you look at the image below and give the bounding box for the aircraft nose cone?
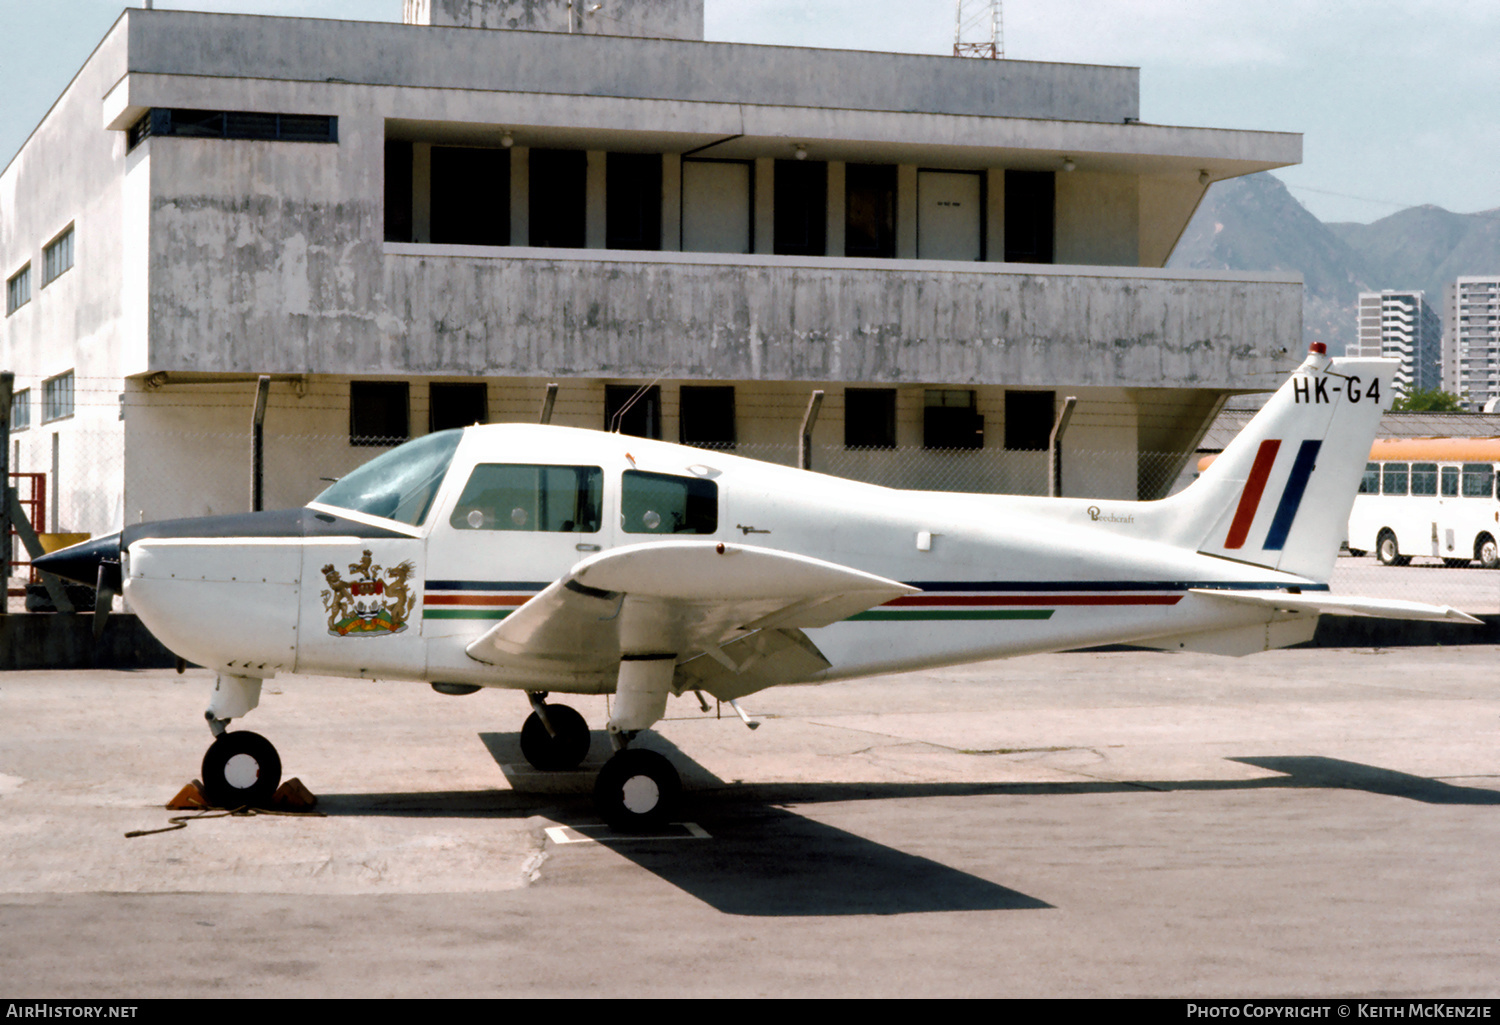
[32,532,122,589]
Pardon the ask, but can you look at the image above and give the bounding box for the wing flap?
[465,541,917,669]
[1188,588,1483,625]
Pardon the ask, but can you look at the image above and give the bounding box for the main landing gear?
[199,673,282,807]
[519,655,686,832]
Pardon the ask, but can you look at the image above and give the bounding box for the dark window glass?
[1360,463,1380,494]
[1381,462,1409,496]
[604,384,661,439]
[845,163,897,259]
[42,372,75,423]
[10,389,30,431]
[923,389,983,450]
[1462,463,1495,498]
[131,109,336,144]
[622,470,717,535]
[774,159,827,256]
[384,140,414,243]
[529,149,587,248]
[6,264,30,315]
[1411,462,1438,497]
[678,386,736,448]
[844,388,896,449]
[1441,466,1459,497]
[606,153,661,251]
[1004,170,1054,264]
[42,228,74,286]
[1004,390,1055,451]
[350,381,411,446]
[429,382,488,433]
[431,147,510,246]
[450,464,603,533]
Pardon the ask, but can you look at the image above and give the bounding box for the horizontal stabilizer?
[1188,588,1483,625]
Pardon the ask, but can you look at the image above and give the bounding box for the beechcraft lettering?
[1294,375,1380,404]
[36,343,1478,830]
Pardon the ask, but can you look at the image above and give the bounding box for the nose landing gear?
[201,730,282,808]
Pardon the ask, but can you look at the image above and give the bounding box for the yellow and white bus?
[1347,439,1500,568]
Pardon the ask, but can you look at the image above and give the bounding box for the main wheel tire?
[1478,534,1500,570]
[594,749,680,832]
[519,703,591,771]
[1376,530,1409,567]
[201,731,281,808]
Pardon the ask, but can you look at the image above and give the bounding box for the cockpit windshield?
[312,430,462,526]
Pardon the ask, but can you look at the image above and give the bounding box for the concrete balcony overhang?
[375,245,1301,390]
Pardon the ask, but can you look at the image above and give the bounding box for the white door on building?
[681,160,752,253]
[917,170,982,261]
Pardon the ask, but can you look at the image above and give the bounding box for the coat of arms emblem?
[320,550,416,637]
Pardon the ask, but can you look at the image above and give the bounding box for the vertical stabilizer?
[1169,347,1395,582]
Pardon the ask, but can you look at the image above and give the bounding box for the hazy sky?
[4,0,1494,224]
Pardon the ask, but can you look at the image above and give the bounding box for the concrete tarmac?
[2,646,1498,998]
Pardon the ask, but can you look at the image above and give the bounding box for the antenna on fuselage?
[609,372,668,434]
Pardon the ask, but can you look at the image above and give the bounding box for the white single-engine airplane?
[37,345,1479,829]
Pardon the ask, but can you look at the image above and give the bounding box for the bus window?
[1441,466,1459,498]
[1359,463,1379,494]
[1411,463,1438,496]
[1461,463,1495,499]
[1382,463,1409,496]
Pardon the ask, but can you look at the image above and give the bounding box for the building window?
[42,372,74,423]
[529,149,587,248]
[429,382,488,433]
[923,389,982,450]
[431,147,510,247]
[679,386,735,448]
[42,227,74,286]
[844,388,896,448]
[128,109,337,149]
[606,153,661,251]
[774,159,827,256]
[604,384,661,439]
[384,140,414,244]
[350,381,410,446]
[845,163,897,259]
[6,264,30,315]
[1004,390,1055,451]
[10,389,30,431]
[1004,170,1054,264]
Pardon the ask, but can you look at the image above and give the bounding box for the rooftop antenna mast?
[953,0,1004,59]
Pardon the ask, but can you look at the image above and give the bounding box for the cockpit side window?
[450,464,603,532]
[313,429,461,526]
[621,470,717,534]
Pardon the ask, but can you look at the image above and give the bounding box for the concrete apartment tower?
[1445,276,1500,410]
[1352,290,1441,399]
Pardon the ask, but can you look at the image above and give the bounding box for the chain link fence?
[8,429,1498,616]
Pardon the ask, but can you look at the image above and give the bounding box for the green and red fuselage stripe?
[417,579,1321,623]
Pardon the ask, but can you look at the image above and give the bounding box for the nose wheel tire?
[519,703,592,771]
[594,749,680,832]
[201,730,281,808]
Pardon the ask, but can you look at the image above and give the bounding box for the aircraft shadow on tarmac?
[309,734,1499,918]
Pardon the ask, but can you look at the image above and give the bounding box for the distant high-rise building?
[1352,290,1441,397]
[1448,276,1500,410]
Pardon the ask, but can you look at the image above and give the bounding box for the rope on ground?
[125,805,326,839]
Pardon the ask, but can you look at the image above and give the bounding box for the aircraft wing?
[465,540,919,671]
[1188,588,1483,625]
